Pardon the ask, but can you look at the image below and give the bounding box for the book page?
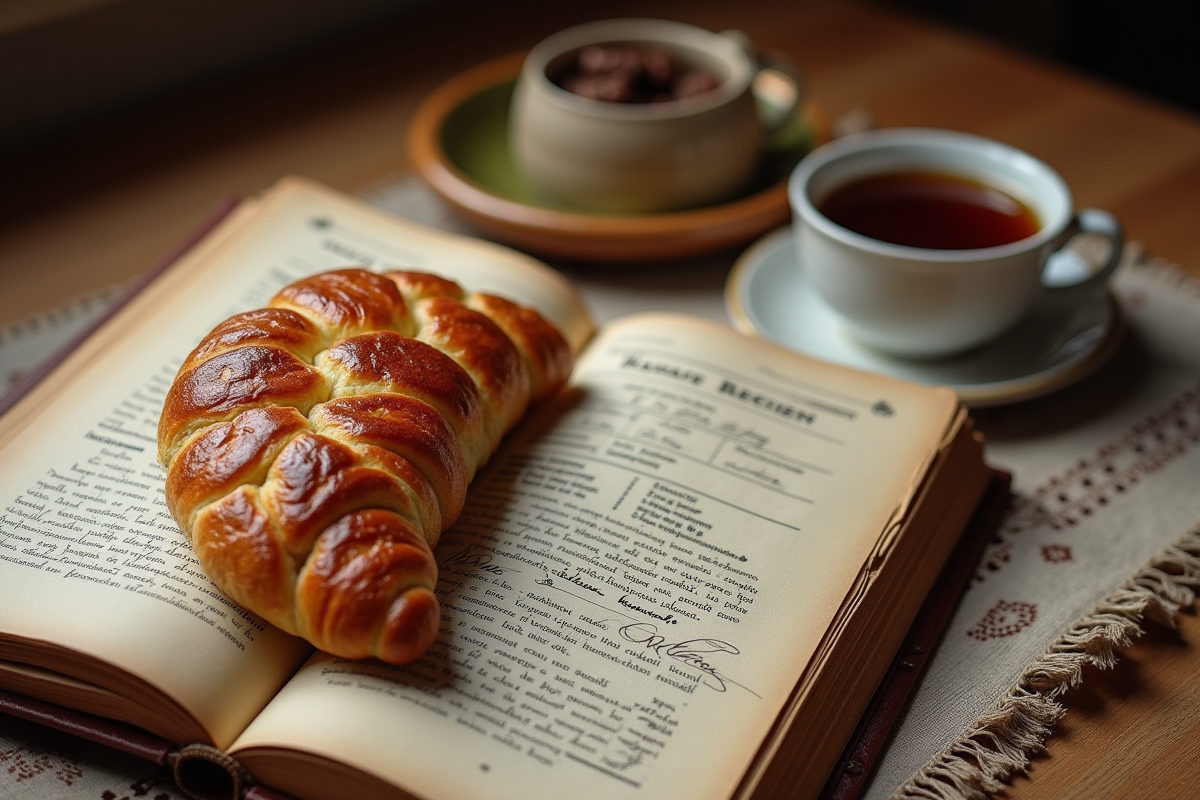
[231,313,961,800]
[0,176,596,748]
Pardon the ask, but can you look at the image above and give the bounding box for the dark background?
[882,0,1198,115]
[2,0,1195,151]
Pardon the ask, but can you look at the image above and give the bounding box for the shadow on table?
[972,324,1154,442]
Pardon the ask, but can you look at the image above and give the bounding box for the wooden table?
[2,1,1198,797]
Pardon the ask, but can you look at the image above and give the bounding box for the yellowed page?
[231,313,961,800]
[0,176,596,748]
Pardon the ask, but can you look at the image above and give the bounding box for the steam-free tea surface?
[819,170,1040,249]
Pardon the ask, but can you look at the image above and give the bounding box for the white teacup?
[510,18,801,213]
[788,128,1123,359]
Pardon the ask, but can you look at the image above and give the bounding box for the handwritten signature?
[537,568,606,596]
[619,622,755,695]
[442,544,512,576]
[718,421,769,448]
[602,748,646,772]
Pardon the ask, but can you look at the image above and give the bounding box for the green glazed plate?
[407,53,828,263]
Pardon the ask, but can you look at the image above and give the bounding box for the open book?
[0,176,992,800]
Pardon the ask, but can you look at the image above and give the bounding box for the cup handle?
[1041,208,1125,302]
[719,29,804,132]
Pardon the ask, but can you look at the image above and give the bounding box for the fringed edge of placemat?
[1122,243,1200,297]
[889,518,1200,800]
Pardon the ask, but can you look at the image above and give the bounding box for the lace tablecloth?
[3,179,1198,800]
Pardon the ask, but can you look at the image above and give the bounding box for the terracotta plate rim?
[405,52,827,262]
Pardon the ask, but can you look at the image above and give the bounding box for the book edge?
[817,469,1013,800]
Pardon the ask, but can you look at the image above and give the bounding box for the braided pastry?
[157,268,573,664]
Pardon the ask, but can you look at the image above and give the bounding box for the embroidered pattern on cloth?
[989,382,1200,544]
[881,248,1200,800]
[965,601,1038,642]
[894,519,1200,800]
[0,719,183,800]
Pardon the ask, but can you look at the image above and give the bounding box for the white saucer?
[725,227,1125,407]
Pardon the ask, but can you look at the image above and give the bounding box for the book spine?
[818,469,1013,800]
[0,688,174,765]
[0,689,299,800]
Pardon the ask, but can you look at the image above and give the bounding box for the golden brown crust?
[158,346,329,464]
[271,269,414,338]
[295,509,439,663]
[385,270,466,303]
[470,293,574,398]
[412,296,530,439]
[180,308,325,373]
[308,394,469,525]
[190,488,297,625]
[157,267,573,664]
[165,405,309,530]
[317,332,489,468]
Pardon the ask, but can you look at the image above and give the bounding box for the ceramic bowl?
[406,53,827,263]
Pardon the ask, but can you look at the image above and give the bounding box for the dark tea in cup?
[788,128,1125,358]
[818,170,1041,250]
